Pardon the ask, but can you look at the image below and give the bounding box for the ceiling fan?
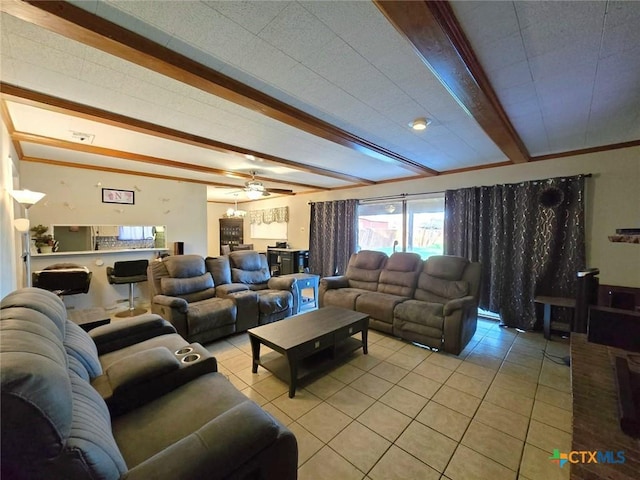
[242,171,294,199]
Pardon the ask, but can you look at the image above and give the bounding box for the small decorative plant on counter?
[30,224,58,253]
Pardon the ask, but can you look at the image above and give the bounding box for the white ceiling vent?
[69,131,95,144]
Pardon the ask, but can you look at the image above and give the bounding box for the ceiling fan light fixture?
[246,189,263,200]
[409,117,431,131]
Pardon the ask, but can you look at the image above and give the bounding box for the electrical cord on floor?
[542,350,571,366]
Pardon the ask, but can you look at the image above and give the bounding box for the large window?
[358,195,444,259]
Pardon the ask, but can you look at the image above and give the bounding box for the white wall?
[19,162,208,310]
[0,119,19,297]
[8,145,638,308]
[238,146,640,288]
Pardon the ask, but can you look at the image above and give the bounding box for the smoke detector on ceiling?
[70,131,95,144]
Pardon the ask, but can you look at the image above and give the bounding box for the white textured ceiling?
[1,1,638,202]
[450,0,640,155]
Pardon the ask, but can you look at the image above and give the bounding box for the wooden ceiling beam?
[12,131,329,190]
[21,155,235,188]
[1,0,437,176]
[374,0,530,164]
[1,82,373,186]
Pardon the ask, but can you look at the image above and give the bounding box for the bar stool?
[107,259,149,318]
[32,263,92,296]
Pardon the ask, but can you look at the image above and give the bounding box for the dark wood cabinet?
[267,248,309,276]
[219,218,244,254]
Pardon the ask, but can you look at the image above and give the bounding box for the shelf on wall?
[608,235,640,244]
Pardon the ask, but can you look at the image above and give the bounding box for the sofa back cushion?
[1,287,67,340]
[346,250,388,291]
[414,255,471,303]
[160,273,216,303]
[205,256,232,285]
[0,303,126,480]
[64,320,102,380]
[378,252,422,297]
[147,259,169,297]
[229,251,271,285]
[164,255,206,278]
[414,274,469,303]
[424,255,469,281]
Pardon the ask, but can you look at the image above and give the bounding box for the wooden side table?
[280,273,320,313]
[534,295,575,340]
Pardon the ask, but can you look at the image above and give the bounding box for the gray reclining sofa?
[0,288,298,480]
[320,251,481,355]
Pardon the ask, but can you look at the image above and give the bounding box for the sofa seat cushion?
[187,298,236,337]
[394,300,444,325]
[355,292,408,324]
[112,373,268,468]
[393,300,446,349]
[323,288,369,310]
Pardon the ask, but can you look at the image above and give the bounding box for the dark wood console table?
[267,248,309,276]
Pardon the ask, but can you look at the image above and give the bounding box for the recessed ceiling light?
[409,118,431,131]
[245,154,256,161]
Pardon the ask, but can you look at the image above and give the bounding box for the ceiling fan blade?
[265,188,294,195]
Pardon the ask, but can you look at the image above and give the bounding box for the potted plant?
[31,224,56,253]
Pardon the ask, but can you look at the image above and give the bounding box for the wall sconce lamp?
[9,189,46,287]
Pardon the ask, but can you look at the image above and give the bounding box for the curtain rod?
[307,173,593,204]
[308,191,444,204]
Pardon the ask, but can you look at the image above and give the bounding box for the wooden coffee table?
[248,306,369,397]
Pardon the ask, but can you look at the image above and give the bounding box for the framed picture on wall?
[102,188,135,205]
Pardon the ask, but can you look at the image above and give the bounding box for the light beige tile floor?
[205,317,573,480]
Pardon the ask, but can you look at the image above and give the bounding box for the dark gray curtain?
[309,199,357,277]
[445,175,586,330]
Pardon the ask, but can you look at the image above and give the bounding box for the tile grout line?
[212,318,572,479]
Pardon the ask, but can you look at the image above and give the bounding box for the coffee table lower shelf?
[257,337,363,391]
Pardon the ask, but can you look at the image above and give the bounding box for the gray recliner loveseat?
[149,253,295,344]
